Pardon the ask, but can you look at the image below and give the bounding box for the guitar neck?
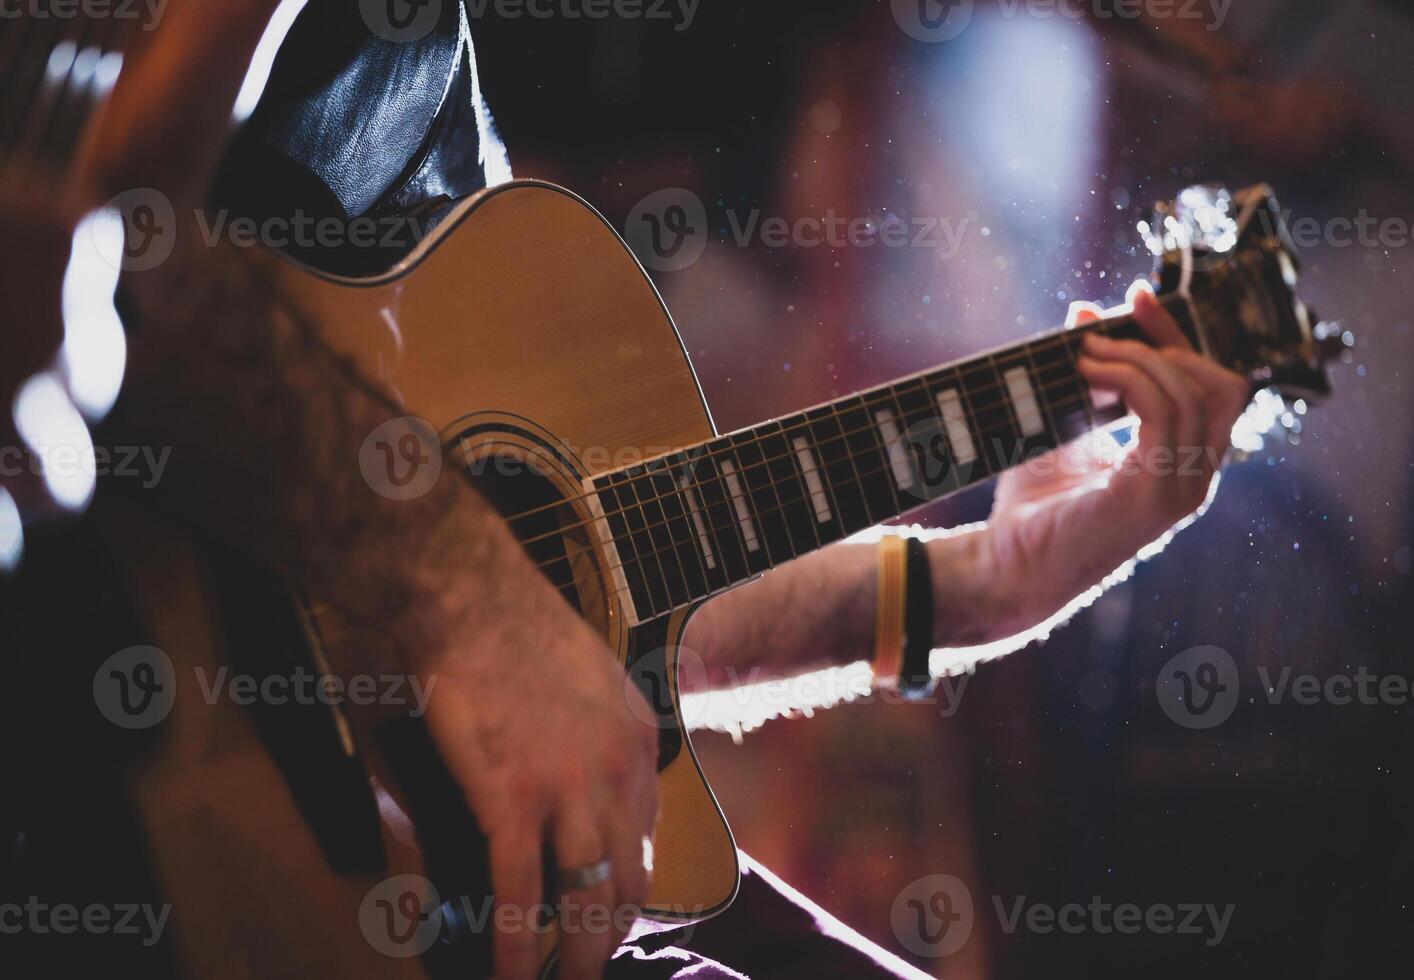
[0,7,135,183]
[589,293,1196,624]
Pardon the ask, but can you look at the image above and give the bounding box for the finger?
[1161,347,1255,443]
[1083,335,1206,455]
[490,830,545,980]
[552,804,616,980]
[1066,300,1105,327]
[1131,288,1193,351]
[603,776,657,953]
[1076,356,1174,450]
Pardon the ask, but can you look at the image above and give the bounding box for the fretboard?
[0,6,134,181]
[588,294,1195,625]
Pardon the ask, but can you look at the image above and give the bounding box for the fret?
[669,456,724,585]
[721,456,769,560]
[861,390,918,501]
[593,473,661,620]
[791,435,833,523]
[994,351,1061,463]
[835,395,902,523]
[890,380,955,503]
[781,417,847,545]
[677,449,759,582]
[957,358,1019,474]
[624,467,691,610]
[729,425,811,563]
[804,406,873,534]
[920,370,985,488]
[644,460,712,601]
[1034,329,1098,441]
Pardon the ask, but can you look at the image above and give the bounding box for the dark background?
[476,1,1414,976]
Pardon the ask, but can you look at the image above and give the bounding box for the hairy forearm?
[685,528,1004,690]
[110,247,571,673]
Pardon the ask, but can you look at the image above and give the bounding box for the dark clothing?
[213,0,507,272]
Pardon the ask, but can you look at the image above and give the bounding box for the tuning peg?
[1312,318,1354,365]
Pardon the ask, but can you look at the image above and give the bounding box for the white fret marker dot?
[791,437,833,524]
[1004,367,1046,437]
[935,389,977,466]
[719,461,761,553]
[874,408,917,490]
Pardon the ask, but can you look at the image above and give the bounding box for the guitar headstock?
[1140,184,1352,403]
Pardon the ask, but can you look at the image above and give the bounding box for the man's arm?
[687,289,1252,700]
[76,8,656,978]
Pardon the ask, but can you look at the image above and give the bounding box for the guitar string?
[482,314,1138,536]
[535,380,1115,618]
[510,338,1128,579]
[514,364,1102,560]
[495,317,1135,550]
[530,379,1107,602]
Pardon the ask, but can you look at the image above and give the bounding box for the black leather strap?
[900,538,936,699]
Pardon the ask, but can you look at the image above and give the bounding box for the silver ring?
[559,859,613,892]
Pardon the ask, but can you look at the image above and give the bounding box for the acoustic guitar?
[55,179,1340,979]
[0,14,1347,980]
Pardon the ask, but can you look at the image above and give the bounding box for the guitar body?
[94,181,738,977]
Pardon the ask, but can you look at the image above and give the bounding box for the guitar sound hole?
[467,458,606,628]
